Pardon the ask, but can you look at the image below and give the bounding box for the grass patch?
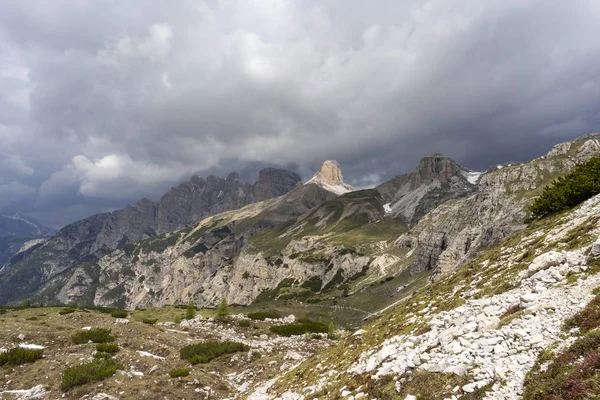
[169,368,190,378]
[142,317,158,325]
[61,358,119,391]
[59,308,76,315]
[72,328,115,344]
[180,341,249,364]
[0,347,44,366]
[270,319,329,337]
[497,305,525,328]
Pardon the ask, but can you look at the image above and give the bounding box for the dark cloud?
[1,0,600,227]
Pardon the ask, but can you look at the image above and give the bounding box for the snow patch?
[18,344,45,350]
[461,170,483,185]
[137,351,165,360]
[383,203,393,214]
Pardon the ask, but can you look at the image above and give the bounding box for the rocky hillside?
[401,133,600,277]
[253,182,600,400]
[0,168,301,304]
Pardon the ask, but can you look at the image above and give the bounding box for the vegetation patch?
[361,371,491,400]
[59,307,76,315]
[530,156,600,218]
[96,343,119,354]
[72,328,115,344]
[247,311,281,320]
[270,319,329,337]
[180,341,249,364]
[110,309,128,318]
[563,294,600,333]
[142,317,158,325]
[169,368,190,378]
[0,347,44,366]
[61,358,119,391]
[497,304,525,328]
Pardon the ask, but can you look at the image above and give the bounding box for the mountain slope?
[0,168,301,304]
[0,214,54,269]
[257,186,600,400]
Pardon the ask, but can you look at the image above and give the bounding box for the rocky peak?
[306,160,354,195]
[254,168,302,201]
[416,153,466,182]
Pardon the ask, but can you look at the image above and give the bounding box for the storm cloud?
[1,0,600,227]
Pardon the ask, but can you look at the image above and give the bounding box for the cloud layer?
[1,0,600,227]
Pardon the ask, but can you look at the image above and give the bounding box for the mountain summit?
[376,154,476,225]
[306,160,354,195]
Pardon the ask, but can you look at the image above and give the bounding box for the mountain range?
[2,133,599,310]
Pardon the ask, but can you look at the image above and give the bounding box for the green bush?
[180,341,249,364]
[61,358,118,391]
[142,317,158,325]
[185,301,196,320]
[72,328,115,344]
[93,351,112,360]
[238,320,251,327]
[0,347,44,366]
[59,308,76,315]
[530,156,600,218]
[247,311,280,321]
[269,319,329,337]
[110,309,128,318]
[96,343,119,354]
[216,298,230,320]
[169,368,190,378]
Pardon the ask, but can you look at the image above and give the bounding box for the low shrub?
[59,308,76,315]
[238,320,251,327]
[169,368,190,378]
[72,328,115,344]
[180,341,249,364]
[0,347,44,366]
[93,351,112,360]
[564,295,600,333]
[96,343,119,354]
[110,309,128,318]
[247,311,280,321]
[269,319,329,337]
[142,318,158,325]
[61,358,118,391]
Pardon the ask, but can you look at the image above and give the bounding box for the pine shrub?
[142,317,158,325]
[530,156,600,218]
[61,358,118,391]
[269,319,329,337]
[247,311,280,320]
[169,368,190,378]
[96,343,119,354]
[0,347,44,366]
[110,309,128,318]
[180,341,249,364]
[72,328,115,344]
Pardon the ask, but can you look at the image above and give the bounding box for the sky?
[1,0,600,228]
